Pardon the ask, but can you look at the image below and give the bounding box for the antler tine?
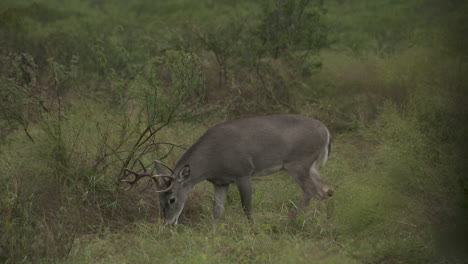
[121,159,175,192]
[121,168,152,191]
[151,174,176,193]
[154,159,174,174]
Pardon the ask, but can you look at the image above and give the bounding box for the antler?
[154,159,174,174]
[121,159,175,192]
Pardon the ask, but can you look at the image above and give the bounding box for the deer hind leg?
[286,161,334,216]
[213,184,229,220]
[286,164,315,216]
[309,161,335,200]
[290,171,315,217]
[236,177,253,221]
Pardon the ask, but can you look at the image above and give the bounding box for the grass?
[1,96,465,263]
[56,113,457,263]
[62,170,351,264]
[1,116,451,263]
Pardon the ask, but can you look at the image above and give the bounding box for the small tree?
[116,50,206,175]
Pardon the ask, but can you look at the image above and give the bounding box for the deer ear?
[177,165,190,182]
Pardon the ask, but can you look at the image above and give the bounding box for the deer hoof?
[322,186,335,198]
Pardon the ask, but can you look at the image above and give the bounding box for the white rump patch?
[321,128,330,167]
[310,161,319,175]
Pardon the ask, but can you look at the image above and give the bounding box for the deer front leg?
[213,184,229,220]
[236,177,253,221]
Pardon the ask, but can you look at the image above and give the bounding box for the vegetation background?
[0,0,466,263]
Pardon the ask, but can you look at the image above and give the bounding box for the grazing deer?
[121,114,334,225]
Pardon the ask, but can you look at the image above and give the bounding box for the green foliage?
[258,0,328,59]
[325,0,428,56]
[143,50,206,124]
[0,53,38,142]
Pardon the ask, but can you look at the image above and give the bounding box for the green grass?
[1,112,459,263]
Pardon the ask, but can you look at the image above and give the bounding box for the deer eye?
[169,197,176,205]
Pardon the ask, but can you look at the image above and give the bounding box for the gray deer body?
[154,114,334,225]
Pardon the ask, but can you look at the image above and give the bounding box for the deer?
[121,114,334,225]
